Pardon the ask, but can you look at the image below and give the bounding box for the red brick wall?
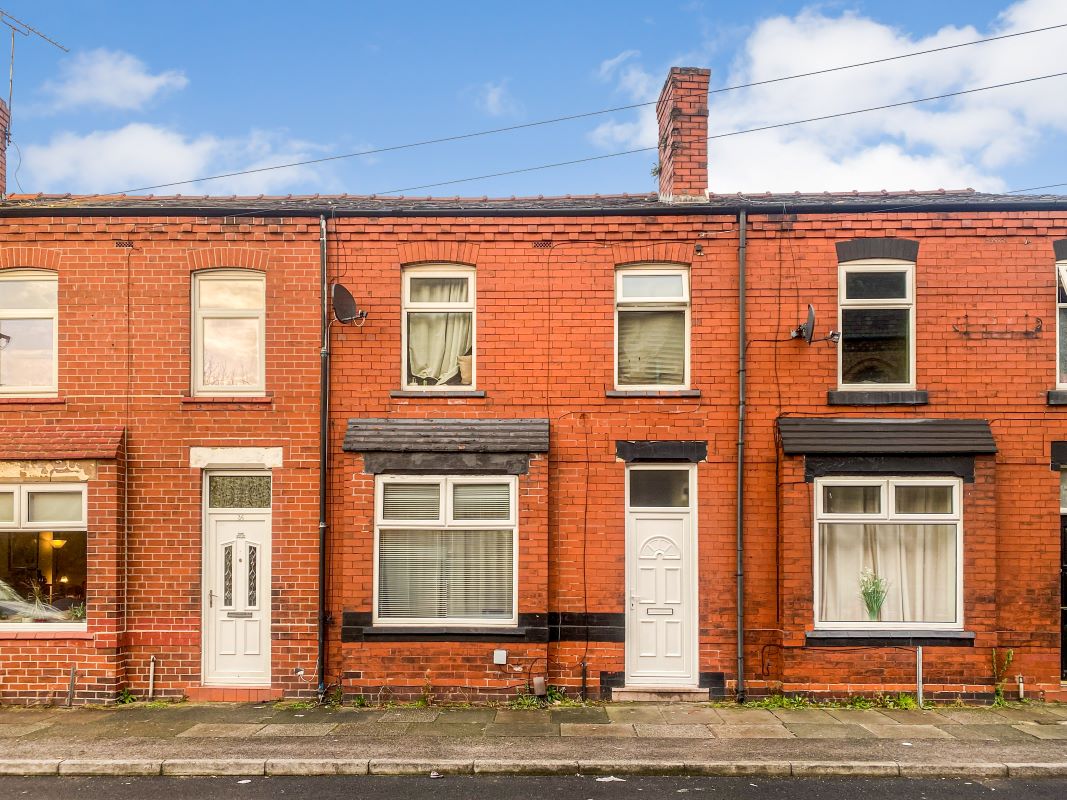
[0,216,321,702]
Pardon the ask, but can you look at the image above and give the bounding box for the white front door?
[625,465,697,686]
[203,513,271,685]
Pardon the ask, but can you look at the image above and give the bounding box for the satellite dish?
[331,283,367,324]
[791,304,816,344]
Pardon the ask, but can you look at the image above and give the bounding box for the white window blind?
[382,483,441,520]
[615,266,689,389]
[453,483,511,520]
[378,529,514,620]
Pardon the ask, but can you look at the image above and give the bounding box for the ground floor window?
[374,475,517,625]
[814,477,961,629]
[0,484,88,626]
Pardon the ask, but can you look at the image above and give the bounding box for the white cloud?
[477,80,522,117]
[42,49,187,112]
[20,124,333,195]
[588,0,1067,193]
[598,50,640,80]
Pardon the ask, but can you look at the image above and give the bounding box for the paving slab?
[331,722,411,736]
[483,722,559,737]
[550,707,609,724]
[560,722,635,737]
[378,708,439,723]
[935,708,1004,724]
[1012,722,1067,739]
[824,709,897,725]
[606,705,667,724]
[933,724,1022,741]
[493,709,551,723]
[787,723,875,739]
[661,707,723,724]
[176,722,264,738]
[0,723,51,737]
[434,709,495,723]
[633,723,713,738]
[770,709,839,724]
[709,724,794,739]
[860,723,954,739]
[991,706,1063,722]
[253,723,337,737]
[713,708,779,723]
[407,723,487,737]
[874,710,939,724]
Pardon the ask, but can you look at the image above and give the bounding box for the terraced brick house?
[0,67,1065,704]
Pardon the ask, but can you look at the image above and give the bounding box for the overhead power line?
[371,71,1067,196]
[111,22,1067,195]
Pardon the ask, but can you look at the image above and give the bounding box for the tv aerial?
[330,283,369,325]
[790,304,839,344]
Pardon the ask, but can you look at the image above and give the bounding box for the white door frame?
[624,463,698,687]
[201,469,272,687]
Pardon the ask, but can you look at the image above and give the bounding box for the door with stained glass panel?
[203,473,271,686]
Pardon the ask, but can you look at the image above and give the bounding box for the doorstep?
[612,686,710,702]
[185,686,284,702]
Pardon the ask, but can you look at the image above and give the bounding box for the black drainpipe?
[317,214,329,697]
[735,209,748,703]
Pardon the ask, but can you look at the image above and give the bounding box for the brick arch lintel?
[0,248,61,271]
[396,242,480,267]
[836,237,919,263]
[612,242,692,267]
[186,247,269,272]
[1054,240,1067,262]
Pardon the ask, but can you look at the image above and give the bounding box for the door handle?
[209,590,216,608]
[630,593,638,610]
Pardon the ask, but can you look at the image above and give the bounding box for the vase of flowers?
[859,569,889,621]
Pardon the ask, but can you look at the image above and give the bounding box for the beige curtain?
[407,279,472,385]
[617,310,685,385]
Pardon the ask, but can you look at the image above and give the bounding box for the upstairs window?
[375,475,516,625]
[192,271,266,396]
[0,270,58,396]
[838,261,914,389]
[814,477,961,630]
[402,266,475,390]
[1057,262,1067,387]
[615,266,689,389]
[0,483,88,629]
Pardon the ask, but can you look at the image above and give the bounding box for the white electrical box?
[493,649,507,665]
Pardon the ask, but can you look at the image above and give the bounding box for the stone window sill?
[806,629,974,647]
[181,394,273,407]
[827,389,929,406]
[605,390,701,399]
[0,628,92,640]
[0,396,65,408]
[390,390,486,399]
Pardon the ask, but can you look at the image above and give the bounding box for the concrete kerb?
[0,758,1066,778]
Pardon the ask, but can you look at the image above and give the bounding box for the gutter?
[317,214,330,697]
[735,209,748,703]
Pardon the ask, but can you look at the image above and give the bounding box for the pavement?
[1,700,1066,778]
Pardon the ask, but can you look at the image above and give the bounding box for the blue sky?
[2,0,1065,197]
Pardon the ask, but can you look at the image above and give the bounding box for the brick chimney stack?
[656,67,710,203]
[0,97,8,199]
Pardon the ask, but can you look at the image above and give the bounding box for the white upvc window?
[0,269,59,396]
[615,265,690,390]
[192,270,266,396]
[374,475,517,626]
[402,266,475,390]
[1056,262,1067,388]
[0,483,88,630]
[813,477,962,630]
[838,260,915,390]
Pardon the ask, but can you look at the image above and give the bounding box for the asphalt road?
[2,776,1066,799]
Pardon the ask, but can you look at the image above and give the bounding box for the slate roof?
[1,188,1065,216]
[777,418,997,455]
[0,425,125,460]
[343,418,550,453]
